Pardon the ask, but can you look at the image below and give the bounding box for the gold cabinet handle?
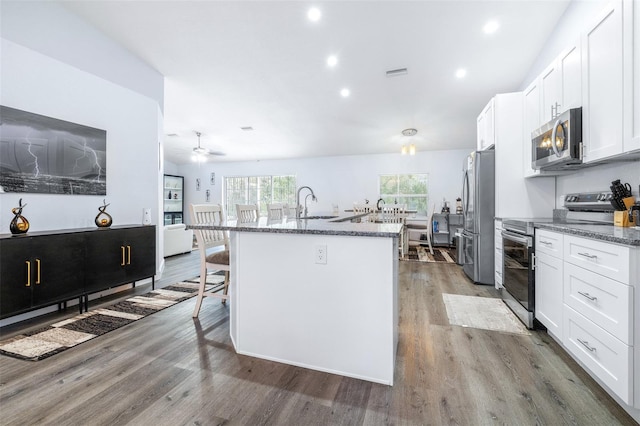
[121,246,126,266]
[127,246,131,265]
[35,258,41,284]
[26,260,31,287]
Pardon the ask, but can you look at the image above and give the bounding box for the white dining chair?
[266,203,285,220]
[382,204,407,258]
[236,204,260,223]
[189,203,230,317]
[353,203,375,222]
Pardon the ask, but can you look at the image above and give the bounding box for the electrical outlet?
[315,244,327,264]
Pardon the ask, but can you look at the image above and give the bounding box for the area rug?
[404,246,457,263]
[0,273,225,361]
[442,293,530,335]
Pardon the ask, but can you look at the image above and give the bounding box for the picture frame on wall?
[210,172,215,185]
[0,105,107,195]
[196,178,201,191]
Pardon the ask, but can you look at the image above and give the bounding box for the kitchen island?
[188,214,401,385]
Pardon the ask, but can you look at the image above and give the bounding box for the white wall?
[0,2,164,272]
[555,160,640,206]
[0,1,164,110]
[177,149,470,219]
[521,0,608,89]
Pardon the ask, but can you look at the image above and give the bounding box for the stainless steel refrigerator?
[461,150,495,285]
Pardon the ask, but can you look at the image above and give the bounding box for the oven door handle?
[501,230,532,247]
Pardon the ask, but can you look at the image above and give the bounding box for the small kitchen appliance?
[532,107,582,171]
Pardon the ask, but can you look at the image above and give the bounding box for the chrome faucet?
[296,186,317,219]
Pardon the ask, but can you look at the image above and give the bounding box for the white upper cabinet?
[477,97,495,151]
[540,41,581,125]
[559,42,582,112]
[623,0,640,153]
[523,80,541,178]
[540,61,559,124]
[581,1,624,163]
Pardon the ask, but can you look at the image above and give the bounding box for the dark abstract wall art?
[0,106,107,195]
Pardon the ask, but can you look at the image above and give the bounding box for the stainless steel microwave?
[532,107,582,171]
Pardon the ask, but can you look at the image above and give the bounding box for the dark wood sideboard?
[0,225,156,320]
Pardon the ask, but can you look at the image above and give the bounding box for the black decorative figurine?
[95,199,113,228]
[10,198,29,235]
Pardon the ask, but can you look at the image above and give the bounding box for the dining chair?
[353,203,376,222]
[236,204,260,223]
[382,203,407,257]
[266,203,285,220]
[189,203,230,317]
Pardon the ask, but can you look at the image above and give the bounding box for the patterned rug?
[0,273,224,361]
[403,246,457,263]
[442,293,529,335]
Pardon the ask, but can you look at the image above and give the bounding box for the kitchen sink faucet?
[296,186,317,219]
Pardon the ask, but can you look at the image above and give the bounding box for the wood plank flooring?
[0,252,636,425]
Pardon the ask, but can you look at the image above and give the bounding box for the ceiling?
[59,0,570,165]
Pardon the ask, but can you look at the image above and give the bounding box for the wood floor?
[0,252,636,425]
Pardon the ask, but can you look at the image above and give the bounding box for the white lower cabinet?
[535,228,637,410]
[564,305,633,405]
[534,250,563,338]
[564,261,632,344]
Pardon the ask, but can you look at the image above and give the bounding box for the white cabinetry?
[540,41,581,124]
[523,80,541,178]
[477,98,495,151]
[623,0,640,152]
[492,93,555,218]
[556,233,636,406]
[582,1,625,163]
[534,229,564,339]
[524,41,581,178]
[494,220,503,290]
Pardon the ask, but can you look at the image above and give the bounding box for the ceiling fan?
[192,131,225,161]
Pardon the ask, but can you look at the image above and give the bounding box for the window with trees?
[224,175,296,219]
[379,174,429,215]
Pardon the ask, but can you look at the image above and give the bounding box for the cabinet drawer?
[564,235,631,284]
[564,262,632,344]
[563,306,632,404]
[535,229,563,256]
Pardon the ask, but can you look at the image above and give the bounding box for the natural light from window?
[379,174,429,215]
[224,175,296,219]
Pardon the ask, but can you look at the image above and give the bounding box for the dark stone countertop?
[187,212,403,238]
[535,222,640,246]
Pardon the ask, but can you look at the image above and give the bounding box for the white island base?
[228,230,399,385]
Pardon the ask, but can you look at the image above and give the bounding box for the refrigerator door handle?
[462,170,469,215]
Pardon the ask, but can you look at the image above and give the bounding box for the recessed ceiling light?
[455,68,467,79]
[340,88,350,98]
[307,7,321,22]
[327,55,338,67]
[483,20,499,34]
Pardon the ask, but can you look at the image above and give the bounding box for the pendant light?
[401,128,417,155]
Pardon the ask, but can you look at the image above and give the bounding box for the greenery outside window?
[379,174,428,215]
[224,175,296,219]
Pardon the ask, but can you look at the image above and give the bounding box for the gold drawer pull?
[121,246,126,266]
[35,259,41,284]
[577,338,596,352]
[577,291,597,301]
[25,260,31,287]
[127,246,131,265]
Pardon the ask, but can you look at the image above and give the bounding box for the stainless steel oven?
[501,228,534,328]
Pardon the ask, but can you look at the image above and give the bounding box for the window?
[379,174,428,214]
[224,175,296,219]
